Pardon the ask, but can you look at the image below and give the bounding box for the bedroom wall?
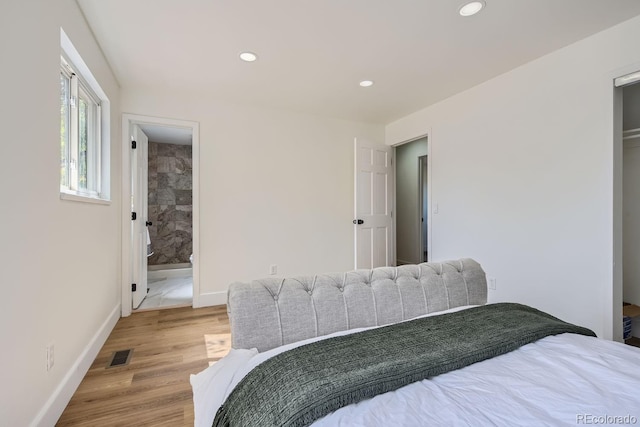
[0,1,121,426]
[121,91,384,304]
[386,14,640,340]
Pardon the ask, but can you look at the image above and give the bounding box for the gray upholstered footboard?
[227,258,487,352]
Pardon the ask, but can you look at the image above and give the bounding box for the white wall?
[121,90,384,303]
[396,138,428,264]
[386,15,640,340]
[0,1,121,425]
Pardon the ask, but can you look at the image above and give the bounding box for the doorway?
[138,124,194,310]
[621,80,640,344]
[121,114,200,317]
[395,137,428,265]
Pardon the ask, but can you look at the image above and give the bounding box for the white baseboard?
[147,267,192,281]
[147,263,191,271]
[31,303,121,427]
[193,291,227,308]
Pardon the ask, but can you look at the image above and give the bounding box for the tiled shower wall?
[148,142,192,266]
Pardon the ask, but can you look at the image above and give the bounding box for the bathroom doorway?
[121,114,200,316]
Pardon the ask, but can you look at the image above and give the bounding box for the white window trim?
[60,28,111,203]
[60,191,111,205]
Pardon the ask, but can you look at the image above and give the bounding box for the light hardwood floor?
[56,305,231,426]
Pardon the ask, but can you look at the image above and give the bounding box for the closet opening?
[621,79,640,347]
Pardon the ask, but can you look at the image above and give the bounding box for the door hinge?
[131,212,137,220]
[131,140,137,149]
[131,283,137,292]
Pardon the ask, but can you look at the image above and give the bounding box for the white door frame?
[121,113,200,317]
[390,134,432,266]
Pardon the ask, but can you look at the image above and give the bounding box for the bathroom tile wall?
[148,142,193,266]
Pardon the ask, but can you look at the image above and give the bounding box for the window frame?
[60,29,110,204]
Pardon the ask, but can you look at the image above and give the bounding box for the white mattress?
[191,306,640,427]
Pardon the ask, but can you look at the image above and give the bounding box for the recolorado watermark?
[577,414,637,425]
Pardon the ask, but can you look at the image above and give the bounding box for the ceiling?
[139,124,192,145]
[78,0,640,124]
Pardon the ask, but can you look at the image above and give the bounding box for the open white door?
[131,124,149,309]
[354,138,393,269]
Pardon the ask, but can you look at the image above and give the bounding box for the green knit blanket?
[212,303,595,427]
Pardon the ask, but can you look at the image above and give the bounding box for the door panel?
[375,149,388,167]
[374,172,387,215]
[354,138,393,269]
[356,227,373,270]
[358,170,373,215]
[374,226,389,267]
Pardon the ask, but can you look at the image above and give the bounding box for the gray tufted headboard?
[227,258,487,352]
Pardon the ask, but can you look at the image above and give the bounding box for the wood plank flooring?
[56,305,231,426]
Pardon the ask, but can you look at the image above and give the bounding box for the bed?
[191,258,640,426]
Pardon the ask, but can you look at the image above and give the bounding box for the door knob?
[353,219,364,225]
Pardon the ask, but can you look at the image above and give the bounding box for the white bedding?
[191,305,640,427]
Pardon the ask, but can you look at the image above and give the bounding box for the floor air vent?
[107,349,133,368]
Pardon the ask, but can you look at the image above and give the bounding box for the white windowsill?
[60,191,111,205]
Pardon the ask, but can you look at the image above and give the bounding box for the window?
[60,28,110,202]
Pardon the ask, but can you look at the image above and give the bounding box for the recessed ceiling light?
[359,80,374,87]
[459,1,485,17]
[239,52,258,62]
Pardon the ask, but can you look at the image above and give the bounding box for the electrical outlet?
[488,277,497,290]
[270,264,278,275]
[46,344,55,371]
